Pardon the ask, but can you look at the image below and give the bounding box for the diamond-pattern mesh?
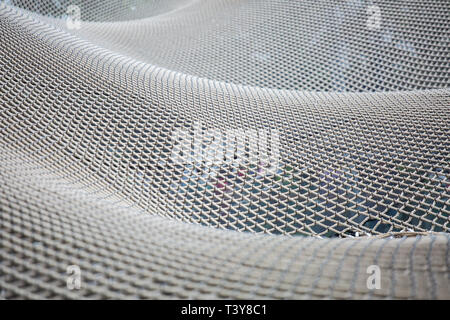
[0,0,449,299]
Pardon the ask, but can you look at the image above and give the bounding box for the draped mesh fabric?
[0,0,449,299]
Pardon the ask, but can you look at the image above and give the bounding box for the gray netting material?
[0,0,449,299]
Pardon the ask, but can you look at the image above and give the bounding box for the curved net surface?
[0,0,449,299]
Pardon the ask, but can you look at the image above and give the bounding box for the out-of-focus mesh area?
[0,0,449,299]
[7,0,450,91]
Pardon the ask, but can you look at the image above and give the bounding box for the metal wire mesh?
[0,0,449,299]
